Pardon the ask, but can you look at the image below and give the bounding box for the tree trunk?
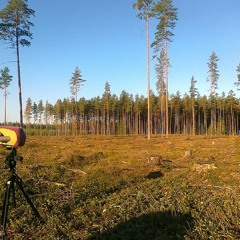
[4,85,7,124]
[192,101,195,135]
[146,13,151,140]
[165,40,169,138]
[16,33,23,127]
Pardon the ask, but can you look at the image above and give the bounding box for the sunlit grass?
[0,134,240,239]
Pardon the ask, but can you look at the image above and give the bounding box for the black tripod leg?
[14,176,44,223]
[1,179,13,239]
[12,179,16,208]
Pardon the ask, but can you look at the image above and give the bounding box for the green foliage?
[155,48,167,94]
[234,63,240,91]
[189,76,198,99]
[0,0,35,127]
[151,0,178,55]
[207,51,220,97]
[0,0,35,48]
[0,67,12,91]
[133,0,154,20]
[69,66,86,102]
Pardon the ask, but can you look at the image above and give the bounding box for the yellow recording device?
[0,126,26,147]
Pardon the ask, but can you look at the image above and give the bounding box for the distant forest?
[18,83,240,136]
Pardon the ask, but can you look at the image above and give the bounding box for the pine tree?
[0,67,12,124]
[234,63,240,91]
[38,100,44,132]
[155,49,166,136]
[32,102,38,127]
[24,97,32,129]
[69,66,85,103]
[207,51,219,97]
[133,0,154,139]
[155,49,166,94]
[207,51,219,135]
[0,0,35,127]
[151,0,178,137]
[102,82,111,135]
[69,66,85,134]
[189,76,198,135]
[45,101,54,131]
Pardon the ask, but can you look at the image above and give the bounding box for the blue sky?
[0,0,240,123]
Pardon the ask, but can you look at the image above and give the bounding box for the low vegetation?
[0,135,240,239]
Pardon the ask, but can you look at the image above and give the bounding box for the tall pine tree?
[189,76,198,135]
[69,66,85,135]
[0,0,35,127]
[207,51,219,135]
[133,0,154,139]
[152,0,177,137]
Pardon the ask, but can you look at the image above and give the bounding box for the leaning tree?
[0,0,35,127]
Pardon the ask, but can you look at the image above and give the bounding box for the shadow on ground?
[146,171,164,179]
[91,211,193,240]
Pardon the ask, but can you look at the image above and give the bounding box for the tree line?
[22,80,240,136]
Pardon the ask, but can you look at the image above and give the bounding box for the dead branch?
[60,165,87,176]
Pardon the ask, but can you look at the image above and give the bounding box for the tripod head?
[0,126,26,148]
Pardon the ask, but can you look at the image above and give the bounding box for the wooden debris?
[147,155,172,166]
[147,155,162,165]
[42,181,66,187]
[192,163,217,172]
[60,165,87,176]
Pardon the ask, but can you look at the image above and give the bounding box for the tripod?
[1,147,44,239]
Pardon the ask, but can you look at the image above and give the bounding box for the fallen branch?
[60,165,87,176]
[41,181,66,187]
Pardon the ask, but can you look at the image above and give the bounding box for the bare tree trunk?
[4,85,7,124]
[165,40,169,138]
[146,13,151,140]
[16,35,23,127]
[192,101,195,135]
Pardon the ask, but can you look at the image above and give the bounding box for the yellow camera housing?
[0,126,26,147]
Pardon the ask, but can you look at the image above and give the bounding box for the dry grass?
[0,134,240,239]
